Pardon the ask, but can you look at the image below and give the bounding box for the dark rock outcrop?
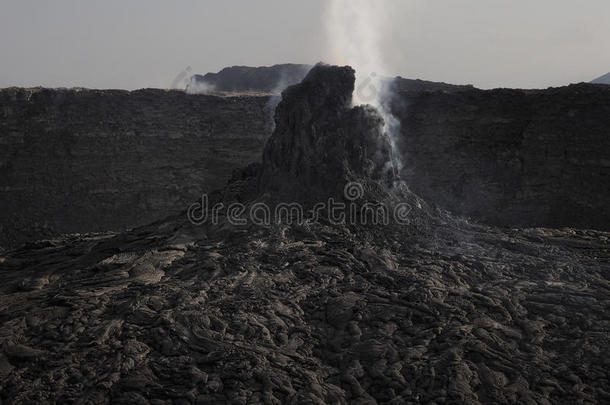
[392,76,475,93]
[0,64,608,405]
[188,64,312,94]
[259,64,397,203]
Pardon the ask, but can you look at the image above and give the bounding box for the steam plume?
[325,0,402,173]
[186,77,215,94]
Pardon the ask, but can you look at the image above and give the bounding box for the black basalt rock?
[258,63,398,204]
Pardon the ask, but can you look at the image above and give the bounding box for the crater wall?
[1,82,609,248]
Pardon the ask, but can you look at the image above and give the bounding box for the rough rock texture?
[2,76,610,250]
[258,65,397,203]
[1,216,608,404]
[1,65,608,405]
[189,64,312,94]
[0,88,271,248]
[395,84,610,230]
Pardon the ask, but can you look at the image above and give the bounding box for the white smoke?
[325,0,402,173]
[185,77,216,94]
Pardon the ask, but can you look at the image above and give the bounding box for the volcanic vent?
[226,63,429,229]
[259,64,396,199]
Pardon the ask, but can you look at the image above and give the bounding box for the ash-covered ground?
[0,65,608,404]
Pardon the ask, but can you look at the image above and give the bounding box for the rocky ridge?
[188,64,312,94]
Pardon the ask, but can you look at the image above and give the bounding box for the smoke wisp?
[325,0,403,174]
[186,77,216,94]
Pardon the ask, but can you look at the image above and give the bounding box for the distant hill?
[188,64,312,94]
[392,76,475,93]
[188,63,477,95]
[591,72,610,84]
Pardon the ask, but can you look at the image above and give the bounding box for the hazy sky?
[1,0,609,90]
